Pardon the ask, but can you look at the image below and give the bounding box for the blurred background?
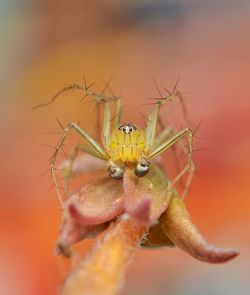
[0,0,250,294]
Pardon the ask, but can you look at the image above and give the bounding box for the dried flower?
[57,159,239,295]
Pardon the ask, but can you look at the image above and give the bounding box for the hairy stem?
[61,218,145,295]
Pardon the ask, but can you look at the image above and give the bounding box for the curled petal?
[123,165,171,225]
[56,210,108,257]
[61,218,145,295]
[161,192,239,263]
[65,177,124,226]
[56,222,83,257]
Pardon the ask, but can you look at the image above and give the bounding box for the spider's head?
[118,123,137,135]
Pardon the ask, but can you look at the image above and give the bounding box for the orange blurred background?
[1,1,250,294]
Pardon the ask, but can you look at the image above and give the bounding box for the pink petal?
[123,165,171,225]
[60,154,105,175]
[56,210,108,257]
[127,198,151,225]
[162,192,239,263]
[65,177,124,226]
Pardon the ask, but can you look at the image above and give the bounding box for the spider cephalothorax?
[109,123,145,162]
[109,123,148,178]
[33,80,194,207]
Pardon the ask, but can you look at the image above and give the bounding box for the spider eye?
[135,162,150,177]
[109,166,124,179]
[119,123,137,134]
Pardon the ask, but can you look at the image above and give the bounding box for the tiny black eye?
[129,128,132,132]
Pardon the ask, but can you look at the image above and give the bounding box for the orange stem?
[61,218,145,295]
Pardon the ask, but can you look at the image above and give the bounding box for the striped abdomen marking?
[109,125,146,162]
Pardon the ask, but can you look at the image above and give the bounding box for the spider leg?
[154,88,194,197]
[145,80,193,151]
[99,92,122,172]
[99,94,120,149]
[161,85,192,128]
[145,93,185,150]
[59,108,112,194]
[148,128,192,159]
[50,122,107,208]
[148,128,195,198]
[100,78,122,128]
[141,90,187,178]
[152,126,193,196]
[33,79,124,202]
[180,159,196,199]
[32,79,118,111]
[145,101,163,150]
[170,142,195,199]
[152,127,182,175]
[31,82,94,110]
[112,96,122,128]
[95,94,122,151]
[151,127,173,151]
[62,143,104,195]
[33,78,121,149]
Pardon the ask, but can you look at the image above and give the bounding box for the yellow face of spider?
[109,123,146,163]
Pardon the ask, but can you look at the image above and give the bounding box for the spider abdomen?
[109,125,146,162]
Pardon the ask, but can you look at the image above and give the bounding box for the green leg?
[145,80,192,151]
[149,128,195,198]
[148,128,192,159]
[50,122,107,208]
[62,143,102,195]
[99,77,121,129]
[113,96,121,128]
[102,101,111,148]
[150,127,173,151]
[145,95,186,150]
[32,80,118,110]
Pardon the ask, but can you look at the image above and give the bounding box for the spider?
[33,78,195,208]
